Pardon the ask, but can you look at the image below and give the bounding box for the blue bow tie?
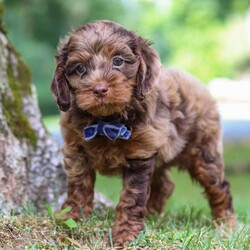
[83,122,131,141]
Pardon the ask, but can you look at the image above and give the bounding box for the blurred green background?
[2,0,250,116]
[2,0,250,214]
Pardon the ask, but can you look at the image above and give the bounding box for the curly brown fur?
[51,20,234,246]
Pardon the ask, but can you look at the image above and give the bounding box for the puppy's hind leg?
[185,143,235,226]
[147,168,174,216]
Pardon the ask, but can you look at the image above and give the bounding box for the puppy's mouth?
[94,95,109,104]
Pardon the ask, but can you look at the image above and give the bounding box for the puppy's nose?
[93,84,109,97]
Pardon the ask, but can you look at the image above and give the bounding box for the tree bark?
[0,6,113,215]
[0,5,66,215]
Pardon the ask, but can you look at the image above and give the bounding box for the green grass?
[0,205,249,249]
[223,141,250,174]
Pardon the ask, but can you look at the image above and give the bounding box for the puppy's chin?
[76,99,127,116]
[86,104,125,117]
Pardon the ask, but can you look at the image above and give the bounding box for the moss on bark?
[0,3,5,33]
[0,3,37,145]
[2,62,37,145]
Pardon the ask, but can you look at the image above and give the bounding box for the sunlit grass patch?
[0,207,249,249]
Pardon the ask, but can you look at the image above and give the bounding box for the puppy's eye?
[113,57,124,66]
[76,64,87,75]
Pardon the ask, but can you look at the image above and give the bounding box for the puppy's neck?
[68,98,150,129]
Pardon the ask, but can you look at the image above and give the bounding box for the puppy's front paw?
[112,223,144,247]
[112,231,138,247]
[214,215,237,233]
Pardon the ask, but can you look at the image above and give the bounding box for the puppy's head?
[51,20,161,116]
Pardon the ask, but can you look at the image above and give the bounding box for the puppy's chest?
[83,138,128,174]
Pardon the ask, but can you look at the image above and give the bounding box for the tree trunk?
[0,6,113,215]
[0,5,66,215]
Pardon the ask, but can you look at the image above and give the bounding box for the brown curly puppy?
[51,20,234,247]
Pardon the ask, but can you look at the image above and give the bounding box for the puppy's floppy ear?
[135,37,161,99]
[51,38,71,112]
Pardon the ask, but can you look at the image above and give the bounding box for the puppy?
[51,20,234,246]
